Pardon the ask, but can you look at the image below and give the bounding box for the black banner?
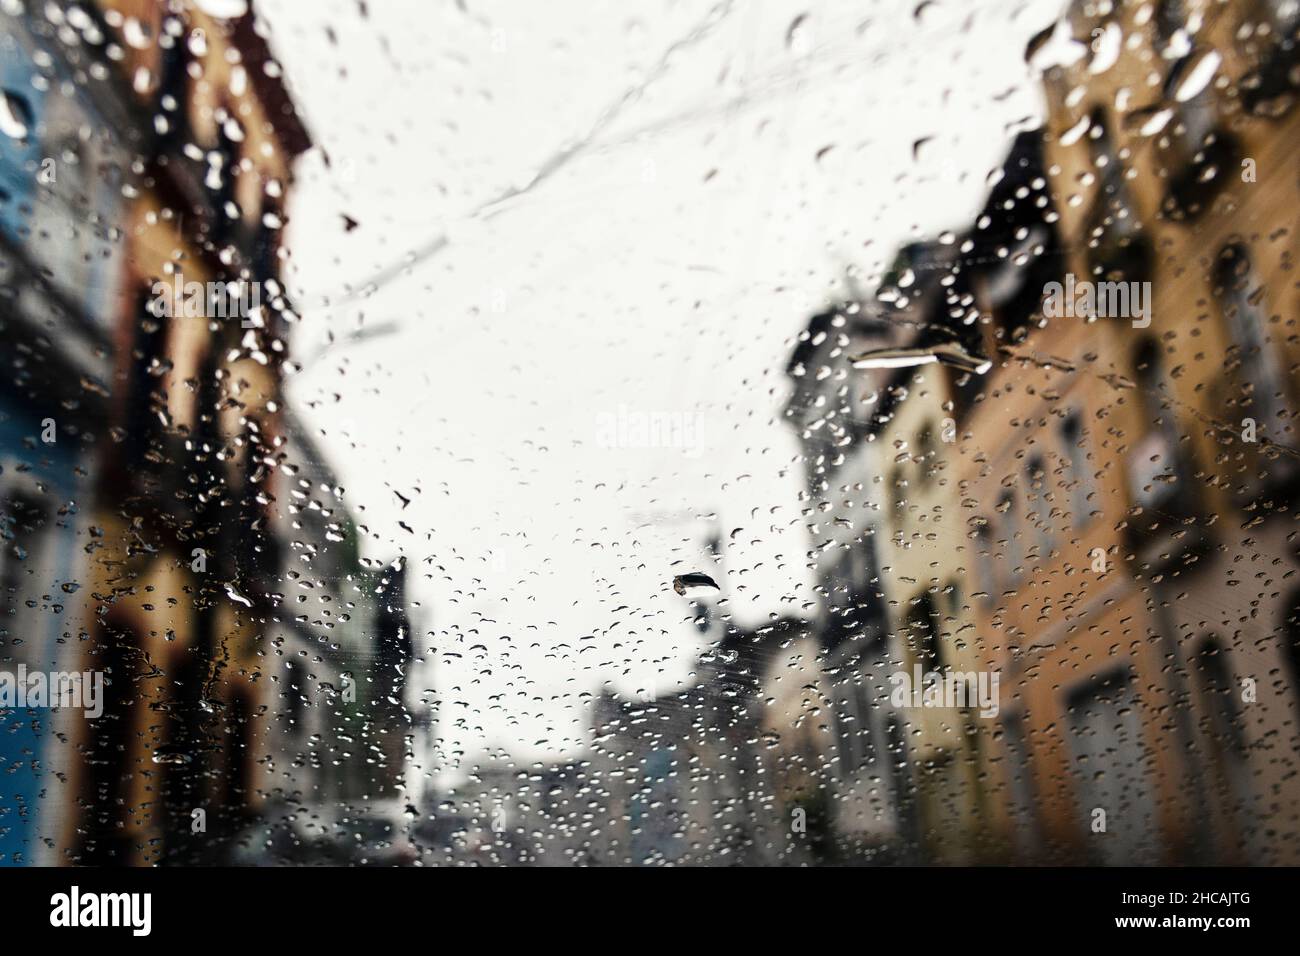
[0,866,1282,943]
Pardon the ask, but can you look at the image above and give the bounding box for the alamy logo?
[595,405,709,458]
[889,665,1001,718]
[50,886,151,936]
[149,273,263,327]
[0,666,103,718]
[1042,273,1151,328]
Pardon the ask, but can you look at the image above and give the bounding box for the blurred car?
[325,801,419,867]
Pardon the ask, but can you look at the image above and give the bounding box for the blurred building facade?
[1017,0,1300,864]
[264,412,420,850]
[782,304,922,861]
[0,1,131,865]
[772,0,1300,866]
[0,0,418,867]
[430,0,1299,869]
[5,0,1298,870]
[584,615,821,866]
[56,0,310,865]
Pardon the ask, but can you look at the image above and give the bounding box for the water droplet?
[672,572,721,595]
[0,89,31,140]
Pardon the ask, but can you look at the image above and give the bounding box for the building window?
[974,523,998,605]
[1001,714,1041,859]
[1214,243,1288,442]
[944,577,963,619]
[1191,636,1255,846]
[0,489,50,656]
[1025,455,1053,567]
[1084,108,1150,282]
[1127,338,1189,513]
[1059,411,1095,527]
[155,16,192,144]
[1284,593,1300,723]
[833,677,870,773]
[1066,669,1160,864]
[1191,638,1247,759]
[905,592,945,672]
[997,489,1023,585]
[284,658,306,731]
[124,286,170,471]
[889,465,907,518]
[916,421,939,488]
[1154,0,1188,45]
[1087,108,1139,246]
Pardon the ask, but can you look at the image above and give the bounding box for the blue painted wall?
[0,39,44,245]
[0,400,82,866]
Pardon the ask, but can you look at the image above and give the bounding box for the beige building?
[867,243,995,864]
[784,304,925,861]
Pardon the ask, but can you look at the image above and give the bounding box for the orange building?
[954,0,1300,864]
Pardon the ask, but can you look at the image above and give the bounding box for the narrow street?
[0,0,1298,876]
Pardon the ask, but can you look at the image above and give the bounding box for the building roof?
[230,3,312,158]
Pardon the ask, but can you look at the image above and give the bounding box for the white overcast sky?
[256,0,1062,779]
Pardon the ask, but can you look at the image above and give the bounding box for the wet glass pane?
[0,0,1298,870]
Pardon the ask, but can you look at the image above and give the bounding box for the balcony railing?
[1208,376,1300,508]
[1239,27,1299,117]
[1156,124,1239,222]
